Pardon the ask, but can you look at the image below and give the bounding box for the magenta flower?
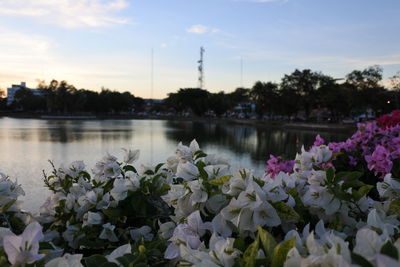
[365,145,393,178]
[266,155,294,178]
[313,135,325,147]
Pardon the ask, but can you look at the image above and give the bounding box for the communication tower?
[198,46,205,89]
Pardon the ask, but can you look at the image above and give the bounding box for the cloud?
[0,0,129,28]
[186,24,220,34]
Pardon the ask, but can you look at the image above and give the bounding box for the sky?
[0,0,399,99]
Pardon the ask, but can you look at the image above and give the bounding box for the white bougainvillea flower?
[0,228,13,247]
[158,221,176,240]
[122,148,140,164]
[3,222,44,266]
[106,244,132,265]
[367,209,399,237]
[130,226,153,242]
[179,244,219,267]
[83,211,102,227]
[62,224,82,249]
[165,211,209,259]
[110,178,130,201]
[354,228,385,261]
[209,233,241,266]
[253,201,281,227]
[45,253,83,267]
[206,194,228,214]
[176,161,199,181]
[161,184,187,208]
[211,213,233,238]
[104,161,122,178]
[375,254,400,267]
[222,176,246,197]
[309,145,332,164]
[377,173,400,199]
[67,161,86,178]
[99,223,119,242]
[187,179,208,205]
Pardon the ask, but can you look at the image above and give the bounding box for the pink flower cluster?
[266,155,294,178]
[365,145,393,177]
[326,114,400,179]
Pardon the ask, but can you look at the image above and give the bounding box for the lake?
[0,117,352,211]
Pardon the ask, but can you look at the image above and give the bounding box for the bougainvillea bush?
[1,113,400,266]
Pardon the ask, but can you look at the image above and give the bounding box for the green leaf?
[380,241,399,260]
[103,208,122,219]
[351,253,374,267]
[123,165,137,173]
[253,177,265,187]
[1,199,16,213]
[388,198,400,219]
[116,254,137,267]
[85,255,118,267]
[271,238,296,267]
[154,163,165,173]
[272,201,300,221]
[194,150,207,160]
[353,185,373,201]
[342,180,365,190]
[242,235,260,267]
[208,175,233,186]
[326,168,335,183]
[233,237,247,252]
[256,226,277,264]
[196,161,208,180]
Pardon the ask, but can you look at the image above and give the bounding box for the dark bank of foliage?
[6,80,145,113]
[165,66,400,120]
[1,66,399,119]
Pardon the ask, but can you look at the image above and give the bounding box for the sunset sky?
[1,0,399,99]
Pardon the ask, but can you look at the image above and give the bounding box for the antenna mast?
[198,46,205,89]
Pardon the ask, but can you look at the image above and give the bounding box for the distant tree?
[228,87,250,104]
[165,88,209,116]
[250,81,278,117]
[346,65,383,90]
[281,69,333,118]
[390,71,400,91]
[278,87,301,118]
[38,80,141,113]
[317,82,351,120]
[208,91,232,116]
[345,66,386,115]
[12,88,46,111]
[0,88,6,110]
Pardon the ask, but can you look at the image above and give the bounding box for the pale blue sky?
[0,0,399,98]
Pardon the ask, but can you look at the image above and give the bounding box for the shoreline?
[0,112,356,132]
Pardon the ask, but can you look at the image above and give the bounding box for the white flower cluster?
[159,142,400,266]
[0,173,25,214]
[0,140,400,266]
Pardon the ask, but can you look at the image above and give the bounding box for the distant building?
[7,82,45,106]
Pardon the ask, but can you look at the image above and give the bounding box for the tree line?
[0,66,399,120]
[0,80,145,113]
[165,66,400,120]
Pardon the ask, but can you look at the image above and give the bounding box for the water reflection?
[0,117,352,211]
[164,120,351,161]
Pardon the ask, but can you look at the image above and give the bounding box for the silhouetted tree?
[12,88,46,111]
[165,88,209,116]
[250,81,279,117]
[281,69,333,118]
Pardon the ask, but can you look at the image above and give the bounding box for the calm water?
[0,117,352,211]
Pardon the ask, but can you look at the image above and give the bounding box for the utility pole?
[240,57,243,88]
[198,46,205,89]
